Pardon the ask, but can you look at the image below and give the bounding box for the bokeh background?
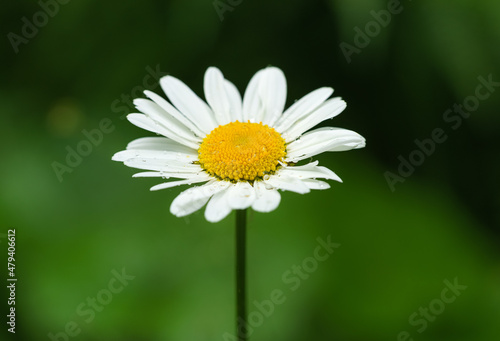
[1,0,500,340]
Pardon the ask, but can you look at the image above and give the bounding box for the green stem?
[235,209,247,341]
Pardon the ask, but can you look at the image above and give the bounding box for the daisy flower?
[112,66,365,222]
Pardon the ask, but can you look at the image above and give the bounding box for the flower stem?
[235,209,247,341]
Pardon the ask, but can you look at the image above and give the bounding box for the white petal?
[144,90,206,138]
[242,69,265,122]
[134,98,201,143]
[242,67,287,125]
[126,113,160,134]
[112,149,197,163]
[251,181,281,212]
[123,158,202,172]
[204,67,233,126]
[126,137,197,155]
[224,79,243,122]
[132,171,202,179]
[150,175,211,191]
[126,114,200,150]
[283,97,346,142]
[170,181,230,217]
[131,171,164,178]
[160,75,217,134]
[275,87,333,133]
[279,161,342,182]
[263,175,310,194]
[258,67,287,126]
[286,127,365,162]
[226,182,257,210]
[204,189,232,223]
[301,179,331,190]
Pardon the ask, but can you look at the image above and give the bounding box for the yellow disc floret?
[198,121,286,181]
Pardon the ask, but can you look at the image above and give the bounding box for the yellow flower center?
[198,121,286,181]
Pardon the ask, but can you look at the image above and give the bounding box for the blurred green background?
[1,0,500,340]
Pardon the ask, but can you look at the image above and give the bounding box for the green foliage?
[1,0,499,340]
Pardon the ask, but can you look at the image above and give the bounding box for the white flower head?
[112,66,365,222]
